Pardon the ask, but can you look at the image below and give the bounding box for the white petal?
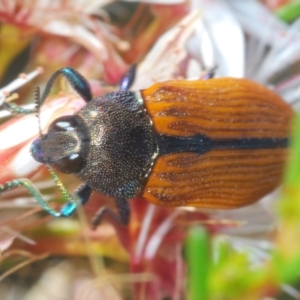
[0,236,14,252]
[0,68,42,106]
[256,19,300,83]
[192,0,245,77]
[43,20,109,60]
[133,10,201,89]
[227,0,287,46]
[10,142,41,177]
[0,116,38,149]
[186,17,214,74]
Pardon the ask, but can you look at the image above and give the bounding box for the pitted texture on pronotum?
[76,90,156,198]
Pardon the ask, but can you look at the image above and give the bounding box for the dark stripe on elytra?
[156,133,289,156]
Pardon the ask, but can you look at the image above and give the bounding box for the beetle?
[0,66,293,228]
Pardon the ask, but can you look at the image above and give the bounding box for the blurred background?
[1,1,300,299]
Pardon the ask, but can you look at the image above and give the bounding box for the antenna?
[33,86,75,210]
[34,86,43,137]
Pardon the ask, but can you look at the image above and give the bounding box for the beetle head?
[31,115,89,174]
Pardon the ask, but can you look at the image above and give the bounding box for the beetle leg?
[116,197,130,225]
[92,197,130,229]
[119,64,136,91]
[2,68,92,115]
[201,66,217,80]
[1,87,39,115]
[39,67,93,106]
[201,72,214,80]
[0,179,92,217]
[2,102,37,114]
[60,183,93,217]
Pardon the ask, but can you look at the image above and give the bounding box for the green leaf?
[276,1,300,23]
[186,226,210,300]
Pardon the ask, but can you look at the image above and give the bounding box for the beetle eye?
[31,138,45,163]
[52,153,86,174]
[48,115,82,132]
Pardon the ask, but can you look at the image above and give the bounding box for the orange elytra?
[141,78,292,209]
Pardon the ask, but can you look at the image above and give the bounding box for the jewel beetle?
[0,66,294,227]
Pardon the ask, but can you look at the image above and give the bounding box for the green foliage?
[276,0,300,23]
[186,226,210,300]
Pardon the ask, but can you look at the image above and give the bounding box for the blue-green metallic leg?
[119,64,136,91]
[2,102,37,114]
[0,179,92,218]
[2,66,93,116]
[39,67,92,104]
[0,179,61,217]
[2,86,40,115]
[60,183,92,216]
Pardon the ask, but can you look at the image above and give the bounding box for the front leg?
[0,179,92,218]
[60,183,93,217]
